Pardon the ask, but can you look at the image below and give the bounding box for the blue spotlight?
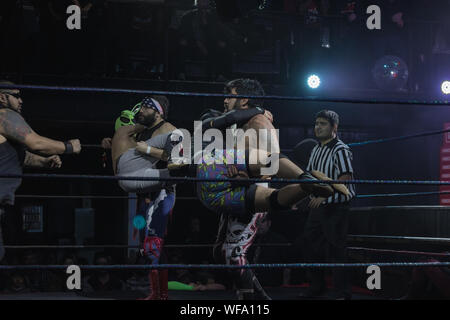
[307,75,321,89]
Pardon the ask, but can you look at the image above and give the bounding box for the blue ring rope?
[348,128,450,147]
[1,84,449,106]
[355,191,450,198]
[1,244,448,258]
[13,191,450,200]
[0,262,449,270]
[82,128,450,150]
[1,173,450,186]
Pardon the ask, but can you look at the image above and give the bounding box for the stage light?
[307,75,321,89]
[442,81,450,94]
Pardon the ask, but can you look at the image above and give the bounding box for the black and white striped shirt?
[307,137,356,204]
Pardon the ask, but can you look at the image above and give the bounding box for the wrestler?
[111,96,178,300]
[160,80,348,300]
[112,97,178,193]
[0,81,81,262]
[164,86,335,300]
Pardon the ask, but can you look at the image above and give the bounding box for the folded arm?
[135,142,168,161]
[24,151,47,167]
[24,152,62,168]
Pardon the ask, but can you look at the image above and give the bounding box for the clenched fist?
[45,155,62,168]
[136,141,149,154]
[68,139,81,154]
[101,137,112,149]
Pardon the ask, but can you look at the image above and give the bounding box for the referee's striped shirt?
[306,137,356,204]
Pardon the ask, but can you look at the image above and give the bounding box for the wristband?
[64,141,73,154]
[146,145,151,155]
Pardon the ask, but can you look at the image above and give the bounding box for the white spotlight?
[307,75,321,89]
[442,81,450,95]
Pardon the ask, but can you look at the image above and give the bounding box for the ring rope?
[0,174,443,185]
[15,194,196,200]
[81,127,450,151]
[355,191,450,198]
[3,173,450,186]
[81,144,105,148]
[347,128,450,147]
[1,84,449,106]
[3,245,142,249]
[349,235,450,245]
[2,243,291,249]
[348,247,450,258]
[1,261,450,271]
[14,191,450,200]
[3,244,449,258]
[76,123,450,200]
[16,195,136,200]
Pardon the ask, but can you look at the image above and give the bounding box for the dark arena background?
[1,0,450,304]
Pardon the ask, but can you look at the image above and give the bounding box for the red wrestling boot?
[138,270,160,300]
[159,269,169,300]
[138,236,164,300]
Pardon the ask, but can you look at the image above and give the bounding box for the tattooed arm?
[24,152,62,168]
[0,109,80,155]
[24,152,46,167]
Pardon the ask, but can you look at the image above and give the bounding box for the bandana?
[142,97,164,116]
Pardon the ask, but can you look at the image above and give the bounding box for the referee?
[300,110,355,300]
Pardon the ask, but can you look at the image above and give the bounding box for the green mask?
[114,103,141,131]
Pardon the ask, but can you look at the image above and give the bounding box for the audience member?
[83,252,125,292]
[183,216,215,264]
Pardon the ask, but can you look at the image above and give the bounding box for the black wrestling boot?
[298,172,334,198]
[167,163,197,177]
